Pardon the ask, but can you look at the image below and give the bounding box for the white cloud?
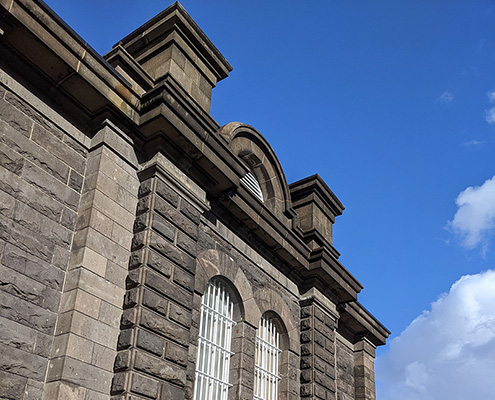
[488,91,495,103]
[485,107,495,124]
[448,176,495,249]
[376,270,495,400]
[436,91,454,104]
[461,139,485,147]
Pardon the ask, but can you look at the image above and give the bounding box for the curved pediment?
[219,122,294,226]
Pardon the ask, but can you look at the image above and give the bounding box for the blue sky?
[43,1,495,397]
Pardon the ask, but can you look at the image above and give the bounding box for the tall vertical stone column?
[299,288,339,400]
[44,121,139,399]
[354,337,377,400]
[111,153,208,400]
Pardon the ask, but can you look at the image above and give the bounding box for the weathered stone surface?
[130,371,160,398]
[0,263,60,312]
[31,123,86,174]
[155,179,179,207]
[176,231,197,257]
[0,370,27,400]
[0,290,57,334]
[145,249,171,278]
[142,287,169,316]
[0,97,33,137]
[144,269,192,309]
[173,266,193,291]
[140,308,189,347]
[168,303,191,328]
[164,342,188,367]
[154,196,198,240]
[1,243,64,290]
[0,342,47,380]
[69,169,84,192]
[0,142,24,175]
[180,199,201,224]
[134,351,186,386]
[152,213,176,242]
[0,166,65,222]
[149,231,195,273]
[136,328,165,356]
[21,161,79,210]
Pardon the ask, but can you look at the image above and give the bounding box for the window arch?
[253,313,283,400]
[193,278,236,400]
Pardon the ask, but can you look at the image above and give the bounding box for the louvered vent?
[241,171,264,202]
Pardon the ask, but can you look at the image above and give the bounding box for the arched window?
[193,278,236,400]
[253,314,282,400]
[240,170,264,202]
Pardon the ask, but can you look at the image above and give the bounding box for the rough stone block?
[168,303,191,328]
[0,97,33,137]
[153,196,198,240]
[140,308,189,347]
[136,327,165,356]
[1,243,64,290]
[68,169,84,192]
[164,342,187,367]
[0,290,57,334]
[0,142,24,175]
[176,231,197,257]
[0,316,37,353]
[0,263,60,312]
[151,213,176,242]
[0,213,55,262]
[144,269,192,309]
[21,161,79,210]
[12,199,72,248]
[31,123,86,174]
[142,288,168,316]
[130,371,160,398]
[147,249,173,278]
[160,381,185,400]
[0,342,47,380]
[149,231,195,273]
[134,351,186,386]
[0,370,28,400]
[179,199,201,224]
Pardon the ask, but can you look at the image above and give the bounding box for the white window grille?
[253,315,281,400]
[241,171,264,202]
[193,279,235,400]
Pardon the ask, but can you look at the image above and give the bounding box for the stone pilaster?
[354,338,377,400]
[229,320,256,400]
[111,153,208,400]
[299,288,339,400]
[44,121,139,399]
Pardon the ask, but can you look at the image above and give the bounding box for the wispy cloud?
[376,270,495,400]
[484,91,495,124]
[462,139,485,147]
[448,176,495,249]
[485,108,495,124]
[436,91,454,104]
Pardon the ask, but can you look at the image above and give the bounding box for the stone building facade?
[0,1,389,399]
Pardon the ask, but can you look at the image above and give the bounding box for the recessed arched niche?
[219,122,295,228]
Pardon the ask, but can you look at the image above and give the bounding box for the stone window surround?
[193,249,300,399]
